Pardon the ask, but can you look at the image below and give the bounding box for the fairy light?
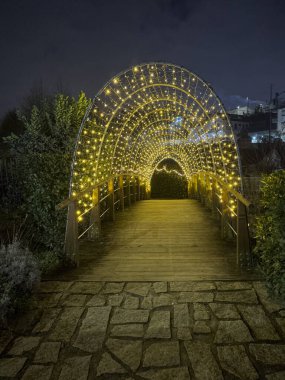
[155,165,184,177]
[70,63,241,222]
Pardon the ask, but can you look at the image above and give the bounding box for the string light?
[70,63,241,222]
[155,165,184,177]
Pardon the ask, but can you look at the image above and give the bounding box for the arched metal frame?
[70,62,242,222]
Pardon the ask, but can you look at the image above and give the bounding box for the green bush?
[151,171,188,198]
[254,170,285,297]
[4,92,91,255]
[0,240,41,324]
[35,250,62,275]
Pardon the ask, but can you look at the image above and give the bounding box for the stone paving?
[0,281,285,379]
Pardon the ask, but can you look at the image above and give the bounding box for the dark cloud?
[0,0,285,117]
[157,0,197,22]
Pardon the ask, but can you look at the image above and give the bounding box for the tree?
[0,110,24,139]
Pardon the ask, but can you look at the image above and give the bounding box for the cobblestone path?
[0,281,285,379]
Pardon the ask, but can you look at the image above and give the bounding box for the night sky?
[1,0,285,118]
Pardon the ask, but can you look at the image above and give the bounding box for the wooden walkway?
[59,200,259,281]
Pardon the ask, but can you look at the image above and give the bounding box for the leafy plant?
[0,240,41,324]
[4,92,91,254]
[151,170,188,198]
[35,250,62,275]
[254,170,285,297]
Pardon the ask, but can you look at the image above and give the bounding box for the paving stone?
[253,282,283,313]
[69,281,103,294]
[111,324,144,337]
[215,281,252,290]
[0,357,27,377]
[34,342,61,363]
[177,327,192,340]
[174,304,190,327]
[184,341,223,380]
[276,318,285,337]
[178,292,214,303]
[8,336,41,355]
[125,282,151,296]
[86,295,106,306]
[96,352,127,376]
[217,345,258,380]
[22,364,53,380]
[38,281,72,293]
[49,307,84,342]
[170,281,215,292]
[238,305,280,340]
[62,294,87,306]
[138,367,190,379]
[37,293,62,308]
[210,303,240,319]
[194,303,210,320]
[59,356,91,380]
[215,289,258,304]
[108,293,124,306]
[33,308,61,333]
[14,308,42,334]
[266,371,285,379]
[279,310,285,317]
[141,296,152,309]
[111,308,149,324]
[103,282,125,294]
[153,293,174,307]
[193,321,211,334]
[73,306,111,352]
[249,344,285,365]
[143,341,180,367]
[145,310,171,338]
[106,338,142,371]
[0,330,13,355]
[123,295,139,309]
[153,282,167,293]
[214,320,253,343]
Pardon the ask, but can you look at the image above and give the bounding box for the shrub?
[4,92,91,254]
[36,250,62,275]
[254,170,285,297]
[0,240,41,324]
[151,171,188,198]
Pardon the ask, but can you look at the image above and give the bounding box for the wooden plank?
[52,199,260,281]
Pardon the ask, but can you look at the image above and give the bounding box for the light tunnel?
[69,62,242,222]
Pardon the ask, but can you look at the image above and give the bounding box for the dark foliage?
[254,170,285,297]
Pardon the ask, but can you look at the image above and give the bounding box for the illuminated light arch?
[70,62,242,220]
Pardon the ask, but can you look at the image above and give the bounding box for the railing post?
[237,200,251,268]
[137,177,140,201]
[132,177,137,203]
[127,176,131,206]
[64,200,79,265]
[108,178,115,221]
[200,174,207,206]
[221,189,229,239]
[88,187,101,240]
[146,183,151,199]
[119,175,124,211]
[211,180,218,219]
[187,180,192,198]
[141,183,146,200]
[196,175,201,201]
[205,175,211,208]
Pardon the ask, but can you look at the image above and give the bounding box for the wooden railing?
[188,172,252,269]
[57,171,252,269]
[56,175,149,265]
